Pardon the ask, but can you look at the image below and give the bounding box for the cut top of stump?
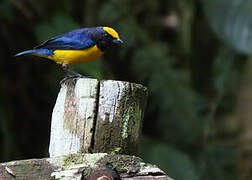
[49,78,148,157]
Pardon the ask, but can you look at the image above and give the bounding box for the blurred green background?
[1,0,252,179]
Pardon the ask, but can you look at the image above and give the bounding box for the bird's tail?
[15,49,53,57]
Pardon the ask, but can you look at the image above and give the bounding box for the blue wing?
[35,29,95,50]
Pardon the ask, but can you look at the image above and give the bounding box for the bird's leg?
[60,65,88,85]
[62,65,86,78]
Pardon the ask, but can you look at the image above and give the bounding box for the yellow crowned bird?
[15,26,123,77]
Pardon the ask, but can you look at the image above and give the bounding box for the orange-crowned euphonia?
[15,26,123,76]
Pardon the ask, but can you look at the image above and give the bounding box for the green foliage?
[132,43,206,145]
[198,142,239,180]
[35,14,80,42]
[203,0,252,55]
[0,106,15,161]
[140,138,199,180]
[212,47,242,109]
[0,0,13,21]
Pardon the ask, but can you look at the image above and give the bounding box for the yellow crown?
[103,27,119,39]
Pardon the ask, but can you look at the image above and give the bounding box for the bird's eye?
[103,33,109,37]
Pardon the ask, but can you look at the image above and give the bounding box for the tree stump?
[49,78,148,157]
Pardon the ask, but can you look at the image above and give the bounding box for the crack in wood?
[91,79,100,151]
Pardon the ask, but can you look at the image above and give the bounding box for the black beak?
[113,38,123,44]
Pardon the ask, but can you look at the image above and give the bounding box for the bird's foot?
[60,75,81,86]
[61,65,85,76]
[60,65,96,86]
[60,65,91,85]
[59,74,92,86]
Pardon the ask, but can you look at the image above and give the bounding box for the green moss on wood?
[63,153,107,169]
[96,154,143,173]
[62,153,143,174]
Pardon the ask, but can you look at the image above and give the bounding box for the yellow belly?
[48,45,103,65]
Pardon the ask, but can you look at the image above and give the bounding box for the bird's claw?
[60,76,80,86]
[59,74,92,86]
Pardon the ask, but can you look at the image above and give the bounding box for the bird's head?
[91,27,123,51]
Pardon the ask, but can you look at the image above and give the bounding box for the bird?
[15,26,123,77]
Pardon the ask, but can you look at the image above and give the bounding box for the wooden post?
[49,78,148,157]
[0,78,174,180]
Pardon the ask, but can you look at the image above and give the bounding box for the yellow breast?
[48,45,103,65]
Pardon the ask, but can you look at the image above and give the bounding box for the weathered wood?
[94,80,148,154]
[0,153,173,180]
[49,78,99,157]
[49,78,148,157]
